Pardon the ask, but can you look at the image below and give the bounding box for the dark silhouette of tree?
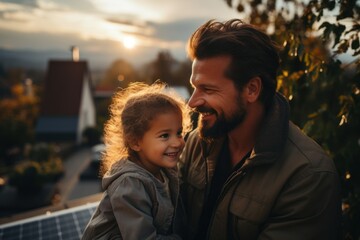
[148,50,176,85]
[99,59,140,89]
[173,59,192,91]
[141,51,192,89]
[0,82,39,165]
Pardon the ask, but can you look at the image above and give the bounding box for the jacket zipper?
[206,168,248,239]
[202,141,212,205]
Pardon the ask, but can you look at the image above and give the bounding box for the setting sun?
[123,36,137,49]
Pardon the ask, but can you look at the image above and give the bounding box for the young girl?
[81,82,192,240]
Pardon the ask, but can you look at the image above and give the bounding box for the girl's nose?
[172,137,184,148]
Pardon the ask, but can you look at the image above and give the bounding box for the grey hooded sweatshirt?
[81,159,183,240]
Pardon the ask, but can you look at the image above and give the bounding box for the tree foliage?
[225,0,359,238]
[0,83,39,164]
[99,59,140,89]
[141,50,192,87]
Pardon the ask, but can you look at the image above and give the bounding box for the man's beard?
[198,100,246,142]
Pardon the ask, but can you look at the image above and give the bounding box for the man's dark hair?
[187,19,280,108]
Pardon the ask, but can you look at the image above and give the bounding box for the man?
[179,19,342,240]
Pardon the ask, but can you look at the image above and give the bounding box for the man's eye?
[204,88,215,93]
[177,131,183,137]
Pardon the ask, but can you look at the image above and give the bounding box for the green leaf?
[327,1,336,10]
[353,49,360,56]
[345,24,360,35]
[237,3,245,12]
[317,10,324,21]
[337,0,356,20]
[332,24,346,47]
[322,25,333,41]
[351,37,359,50]
[225,0,232,7]
[318,21,331,30]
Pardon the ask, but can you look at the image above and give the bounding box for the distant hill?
[0,48,119,72]
[0,48,110,85]
[0,47,186,72]
[0,48,72,70]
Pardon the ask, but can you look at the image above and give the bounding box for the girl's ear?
[245,76,262,103]
[129,141,141,152]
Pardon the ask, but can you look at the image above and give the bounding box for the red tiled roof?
[40,60,90,116]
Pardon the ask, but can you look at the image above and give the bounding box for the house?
[36,59,96,144]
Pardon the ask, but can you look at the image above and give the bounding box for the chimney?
[71,46,79,62]
[24,78,33,97]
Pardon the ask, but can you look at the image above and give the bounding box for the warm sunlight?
[123,36,137,49]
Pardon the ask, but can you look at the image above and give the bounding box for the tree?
[225,0,359,238]
[141,51,193,89]
[147,50,177,85]
[0,83,39,164]
[173,59,193,91]
[98,59,140,89]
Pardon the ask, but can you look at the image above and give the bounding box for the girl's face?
[133,111,185,177]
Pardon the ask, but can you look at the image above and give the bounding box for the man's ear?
[245,77,262,103]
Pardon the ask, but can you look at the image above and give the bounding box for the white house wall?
[77,73,96,144]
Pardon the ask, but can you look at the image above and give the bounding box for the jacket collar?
[247,92,289,166]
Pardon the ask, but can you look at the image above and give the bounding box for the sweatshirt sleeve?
[109,176,182,240]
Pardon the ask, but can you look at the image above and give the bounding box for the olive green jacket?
[179,93,342,240]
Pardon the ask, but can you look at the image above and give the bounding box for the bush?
[8,161,44,194]
[8,145,64,195]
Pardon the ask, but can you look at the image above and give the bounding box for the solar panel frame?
[0,202,98,240]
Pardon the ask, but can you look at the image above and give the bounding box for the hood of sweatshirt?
[102,159,153,190]
[102,159,179,194]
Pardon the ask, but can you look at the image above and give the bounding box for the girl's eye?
[177,130,183,137]
[159,133,169,139]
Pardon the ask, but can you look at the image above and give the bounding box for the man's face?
[188,55,246,141]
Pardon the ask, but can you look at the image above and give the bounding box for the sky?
[0,0,241,69]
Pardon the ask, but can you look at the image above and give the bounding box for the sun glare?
[123,36,137,49]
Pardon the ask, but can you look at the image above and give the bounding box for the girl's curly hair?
[100,81,192,175]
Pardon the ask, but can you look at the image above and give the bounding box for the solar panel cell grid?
[0,202,97,240]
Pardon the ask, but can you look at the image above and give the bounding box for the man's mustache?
[194,106,215,114]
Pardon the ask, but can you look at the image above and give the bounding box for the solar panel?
[0,202,98,240]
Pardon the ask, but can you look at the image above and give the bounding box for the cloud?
[0,27,187,69]
[88,0,172,21]
[0,0,38,8]
[0,0,67,24]
[0,27,133,54]
[106,17,147,28]
[50,0,98,13]
[105,17,151,36]
[0,1,35,22]
[103,17,209,46]
[149,18,209,42]
[0,0,243,70]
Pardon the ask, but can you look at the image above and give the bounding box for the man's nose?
[187,90,204,108]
